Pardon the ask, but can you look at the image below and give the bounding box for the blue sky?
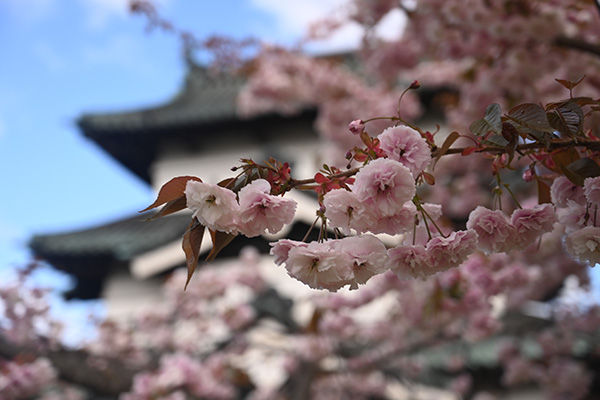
[0,0,361,272]
[0,0,365,340]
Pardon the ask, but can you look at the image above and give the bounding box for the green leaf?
[182,220,206,290]
[506,103,554,132]
[469,103,502,136]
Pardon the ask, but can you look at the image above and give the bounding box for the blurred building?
[29,60,322,317]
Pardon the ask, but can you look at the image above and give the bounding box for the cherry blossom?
[353,158,415,216]
[237,179,297,237]
[185,181,239,234]
[467,206,516,254]
[564,226,600,266]
[378,125,431,175]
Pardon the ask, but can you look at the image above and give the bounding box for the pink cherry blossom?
[270,239,308,266]
[551,176,586,207]
[584,176,600,207]
[466,206,515,254]
[348,119,365,135]
[564,226,600,266]
[378,125,431,175]
[237,179,297,237]
[323,189,374,234]
[284,240,353,291]
[387,244,430,279]
[353,158,416,216]
[185,181,239,234]
[558,199,588,233]
[335,235,390,288]
[511,204,557,249]
[366,201,417,235]
[427,230,479,272]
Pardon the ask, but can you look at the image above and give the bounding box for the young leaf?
[555,76,585,91]
[206,229,237,262]
[469,103,502,136]
[140,176,202,213]
[537,179,551,205]
[182,219,206,289]
[432,131,460,169]
[144,196,188,221]
[506,103,554,132]
[422,171,435,185]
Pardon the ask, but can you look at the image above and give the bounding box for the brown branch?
[554,36,600,58]
[435,138,600,157]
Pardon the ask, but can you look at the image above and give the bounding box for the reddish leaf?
[182,220,206,290]
[206,229,237,262]
[469,103,502,136]
[422,171,435,185]
[432,131,460,169]
[551,147,581,175]
[461,146,478,156]
[506,103,554,132]
[547,101,583,137]
[555,76,585,90]
[140,176,202,213]
[144,196,188,221]
[562,158,600,187]
[537,179,551,204]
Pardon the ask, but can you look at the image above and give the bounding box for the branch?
[554,36,600,58]
[435,138,600,157]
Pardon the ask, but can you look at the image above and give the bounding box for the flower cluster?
[467,204,557,254]
[185,178,297,237]
[558,176,600,266]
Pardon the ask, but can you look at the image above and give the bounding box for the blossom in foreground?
[551,176,585,207]
[564,226,600,266]
[388,244,430,279]
[336,235,390,288]
[353,158,416,216]
[511,204,557,249]
[584,176,600,207]
[467,206,516,254]
[388,230,478,279]
[378,125,431,175]
[284,241,354,291]
[323,188,372,235]
[271,236,391,291]
[185,181,239,233]
[237,179,297,237]
[428,230,479,272]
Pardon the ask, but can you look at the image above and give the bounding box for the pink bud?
[348,119,365,135]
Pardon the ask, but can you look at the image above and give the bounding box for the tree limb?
[554,36,600,58]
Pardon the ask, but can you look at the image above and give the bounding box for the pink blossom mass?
[353,158,416,216]
[185,181,239,234]
[467,206,516,254]
[378,125,431,175]
[237,179,297,237]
